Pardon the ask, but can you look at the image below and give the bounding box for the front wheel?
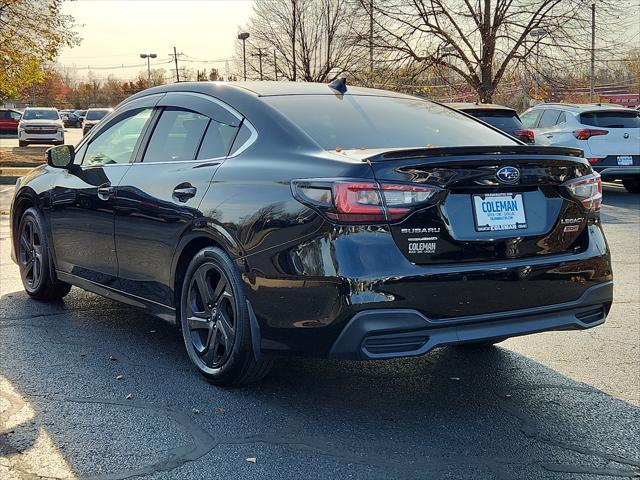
[18,140,28,147]
[622,178,640,193]
[180,247,273,386]
[17,208,71,300]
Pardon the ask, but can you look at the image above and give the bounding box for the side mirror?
[47,144,75,169]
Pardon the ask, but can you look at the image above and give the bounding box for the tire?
[18,140,28,147]
[179,247,273,386]
[622,178,640,193]
[16,208,71,300]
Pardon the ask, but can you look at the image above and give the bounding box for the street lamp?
[441,45,456,102]
[237,32,250,81]
[140,53,157,88]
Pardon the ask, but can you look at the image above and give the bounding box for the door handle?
[173,184,197,202]
[97,183,114,200]
[544,133,554,138]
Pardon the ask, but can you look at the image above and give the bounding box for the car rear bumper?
[593,166,640,179]
[329,281,612,359]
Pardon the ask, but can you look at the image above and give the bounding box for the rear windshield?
[463,109,523,132]
[580,111,640,128]
[22,109,59,120]
[86,109,111,120]
[264,95,516,150]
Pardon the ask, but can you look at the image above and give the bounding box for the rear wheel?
[180,247,273,386]
[622,178,640,193]
[17,208,71,300]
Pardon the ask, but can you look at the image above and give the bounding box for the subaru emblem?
[496,166,520,184]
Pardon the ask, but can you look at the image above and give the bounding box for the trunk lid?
[361,146,593,264]
[579,110,640,158]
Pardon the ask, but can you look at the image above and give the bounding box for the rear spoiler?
[364,145,584,162]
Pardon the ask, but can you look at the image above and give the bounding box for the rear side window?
[580,111,640,128]
[265,95,516,150]
[197,120,237,159]
[143,109,209,162]
[465,109,523,131]
[520,110,542,128]
[537,109,562,128]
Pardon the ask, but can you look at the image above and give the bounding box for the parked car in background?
[521,103,640,193]
[447,103,534,143]
[17,107,64,147]
[60,111,82,128]
[82,108,113,135]
[10,82,612,386]
[0,108,22,133]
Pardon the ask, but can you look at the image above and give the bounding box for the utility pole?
[172,46,180,82]
[369,0,374,79]
[292,0,297,81]
[589,2,596,103]
[252,48,266,81]
[274,50,278,81]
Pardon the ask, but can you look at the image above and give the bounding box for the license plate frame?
[617,155,633,166]
[472,193,528,232]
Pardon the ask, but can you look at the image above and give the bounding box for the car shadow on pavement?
[1,288,639,480]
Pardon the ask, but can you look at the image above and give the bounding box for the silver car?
[18,108,65,147]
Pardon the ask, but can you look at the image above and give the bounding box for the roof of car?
[445,102,515,111]
[531,103,632,112]
[24,107,57,110]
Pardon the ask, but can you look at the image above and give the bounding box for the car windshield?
[464,109,523,132]
[580,111,640,128]
[22,109,59,120]
[264,95,516,150]
[86,109,111,121]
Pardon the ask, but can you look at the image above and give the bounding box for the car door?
[114,93,242,307]
[47,100,157,287]
[535,109,563,145]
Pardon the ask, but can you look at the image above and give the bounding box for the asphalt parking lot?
[0,183,638,479]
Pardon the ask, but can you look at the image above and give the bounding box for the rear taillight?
[587,157,602,164]
[514,129,535,143]
[563,173,602,211]
[292,179,439,223]
[573,128,608,140]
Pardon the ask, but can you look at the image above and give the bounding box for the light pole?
[529,28,547,102]
[140,53,157,88]
[442,45,456,102]
[238,32,250,80]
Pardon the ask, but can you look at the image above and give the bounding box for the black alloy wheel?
[17,208,71,300]
[186,263,237,369]
[180,247,273,386]
[18,215,44,292]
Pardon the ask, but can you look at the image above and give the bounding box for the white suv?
[18,107,65,147]
[521,104,640,193]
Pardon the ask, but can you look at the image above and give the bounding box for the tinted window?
[228,122,253,156]
[537,109,562,128]
[556,111,566,124]
[265,95,515,150]
[143,109,209,162]
[464,109,523,133]
[22,109,59,120]
[197,120,237,159]
[0,111,8,119]
[520,110,542,128]
[84,109,152,166]
[86,109,112,121]
[580,111,640,128]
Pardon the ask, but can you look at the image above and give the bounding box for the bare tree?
[236,0,366,82]
[363,0,632,102]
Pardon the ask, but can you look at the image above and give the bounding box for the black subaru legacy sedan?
[10,81,613,386]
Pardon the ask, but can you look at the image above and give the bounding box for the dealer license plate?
[473,193,527,232]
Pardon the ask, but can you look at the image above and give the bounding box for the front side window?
[143,109,209,162]
[22,109,59,121]
[265,95,516,150]
[83,109,152,166]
